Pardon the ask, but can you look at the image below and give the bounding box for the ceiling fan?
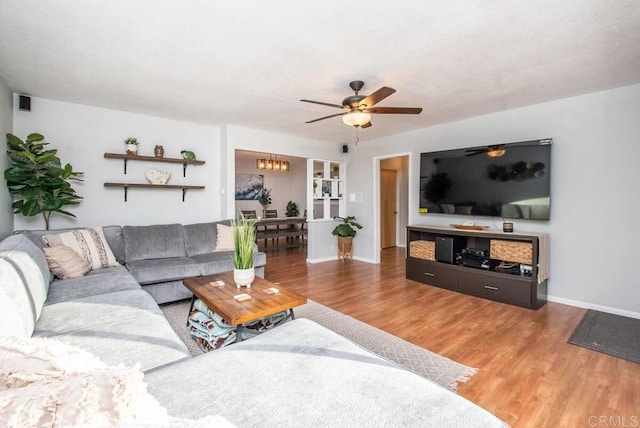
[465,145,507,158]
[300,80,422,128]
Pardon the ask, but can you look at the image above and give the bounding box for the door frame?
[372,152,412,264]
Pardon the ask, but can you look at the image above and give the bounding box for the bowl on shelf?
[145,169,171,185]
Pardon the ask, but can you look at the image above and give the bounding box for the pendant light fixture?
[256,154,290,172]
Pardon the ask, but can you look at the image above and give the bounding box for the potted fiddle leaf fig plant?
[231,212,257,288]
[331,216,363,260]
[5,133,84,230]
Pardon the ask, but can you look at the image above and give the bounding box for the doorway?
[379,156,409,250]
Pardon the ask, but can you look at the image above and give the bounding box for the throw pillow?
[43,245,91,279]
[0,366,168,427]
[215,224,234,252]
[43,227,119,270]
[0,335,106,390]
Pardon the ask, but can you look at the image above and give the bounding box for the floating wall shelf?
[104,153,205,177]
[104,183,205,202]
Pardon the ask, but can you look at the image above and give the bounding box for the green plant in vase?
[124,137,139,155]
[231,212,257,288]
[258,187,272,217]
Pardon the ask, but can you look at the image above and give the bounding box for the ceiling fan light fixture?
[486,148,506,158]
[342,110,371,127]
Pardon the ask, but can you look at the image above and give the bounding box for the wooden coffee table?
[183,272,307,342]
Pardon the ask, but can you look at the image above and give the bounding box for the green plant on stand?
[231,212,257,288]
[5,133,84,230]
[331,216,363,260]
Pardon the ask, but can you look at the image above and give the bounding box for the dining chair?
[240,210,257,219]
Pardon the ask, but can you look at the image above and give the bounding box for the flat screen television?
[419,138,552,220]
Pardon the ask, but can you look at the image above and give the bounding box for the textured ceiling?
[1,1,639,143]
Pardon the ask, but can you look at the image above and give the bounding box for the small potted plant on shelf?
[124,137,139,155]
[232,212,257,288]
[331,216,363,260]
[285,200,299,217]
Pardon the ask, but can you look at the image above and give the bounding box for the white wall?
[234,155,307,217]
[13,97,223,229]
[347,83,640,316]
[0,81,13,239]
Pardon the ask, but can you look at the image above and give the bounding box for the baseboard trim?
[352,256,377,264]
[306,256,338,264]
[547,295,640,320]
[306,255,377,264]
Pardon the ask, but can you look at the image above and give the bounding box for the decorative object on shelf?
[332,164,340,179]
[181,150,197,164]
[322,180,331,197]
[331,216,363,260]
[5,133,84,230]
[502,222,514,233]
[154,145,164,158]
[232,212,257,288]
[312,180,319,197]
[285,200,299,217]
[124,137,138,155]
[104,152,205,177]
[145,169,171,185]
[450,223,489,230]
[256,154,289,172]
[258,187,272,217]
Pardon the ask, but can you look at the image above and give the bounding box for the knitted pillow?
[43,227,119,270]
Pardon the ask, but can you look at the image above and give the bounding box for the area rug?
[568,309,640,364]
[161,299,477,391]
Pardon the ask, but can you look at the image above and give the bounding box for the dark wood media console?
[406,225,548,309]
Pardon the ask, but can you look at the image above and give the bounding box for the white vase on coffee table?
[234,267,255,288]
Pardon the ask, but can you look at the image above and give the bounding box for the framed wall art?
[235,173,264,200]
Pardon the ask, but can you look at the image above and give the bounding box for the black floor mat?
[568,309,640,364]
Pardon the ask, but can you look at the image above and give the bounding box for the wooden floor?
[264,245,639,428]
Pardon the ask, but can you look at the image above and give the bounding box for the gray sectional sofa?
[0,222,507,427]
[29,221,267,304]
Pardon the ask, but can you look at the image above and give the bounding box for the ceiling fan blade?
[305,112,346,124]
[465,149,486,157]
[361,121,372,129]
[367,106,423,114]
[300,99,343,109]
[358,87,396,108]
